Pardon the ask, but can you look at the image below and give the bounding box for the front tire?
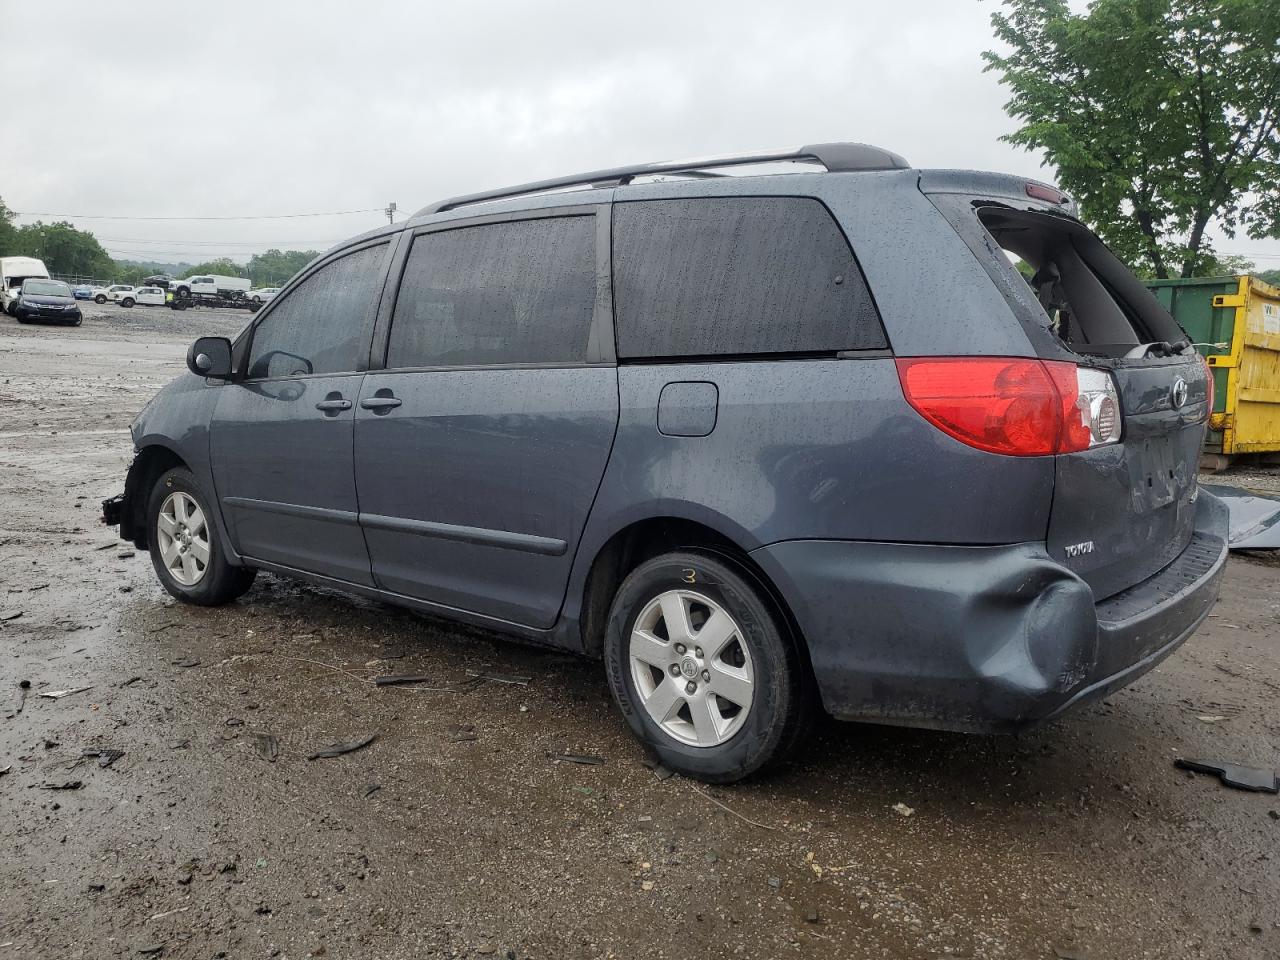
[146,467,256,605]
[603,551,806,783]
[95,295,107,303]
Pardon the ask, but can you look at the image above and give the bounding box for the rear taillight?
[896,357,1121,457]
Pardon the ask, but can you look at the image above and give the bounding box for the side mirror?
[187,336,233,379]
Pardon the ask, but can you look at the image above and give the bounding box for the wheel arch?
[574,516,814,688]
[122,444,189,548]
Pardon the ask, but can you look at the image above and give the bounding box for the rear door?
[940,199,1211,599]
[209,239,393,585]
[354,207,618,628]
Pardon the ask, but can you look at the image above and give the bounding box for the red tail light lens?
[896,357,1115,456]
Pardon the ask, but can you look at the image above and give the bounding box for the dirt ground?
[2,302,1279,960]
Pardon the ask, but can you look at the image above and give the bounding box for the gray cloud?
[9,0,1277,268]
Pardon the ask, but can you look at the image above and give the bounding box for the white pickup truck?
[173,274,252,301]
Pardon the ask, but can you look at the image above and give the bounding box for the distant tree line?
[0,195,320,287]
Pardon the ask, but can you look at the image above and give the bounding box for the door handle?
[360,396,402,412]
[315,398,352,412]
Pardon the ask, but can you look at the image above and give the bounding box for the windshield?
[22,280,72,297]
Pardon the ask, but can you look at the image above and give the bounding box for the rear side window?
[387,216,596,369]
[612,197,885,358]
[247,244,386,379]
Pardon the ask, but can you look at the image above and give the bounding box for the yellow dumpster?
[1146,275,1280,458]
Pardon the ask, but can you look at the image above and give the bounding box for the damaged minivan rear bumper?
[751,490,1229,733]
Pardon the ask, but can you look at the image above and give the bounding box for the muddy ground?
[1,302,1278,960]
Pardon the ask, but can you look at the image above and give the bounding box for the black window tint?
[612,197,885,358]
[247,244,385,379]
[387,216,595,368]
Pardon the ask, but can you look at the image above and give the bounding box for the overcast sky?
[7,0,1278,270]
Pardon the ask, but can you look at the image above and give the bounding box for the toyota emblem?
[1170,377,1188,410]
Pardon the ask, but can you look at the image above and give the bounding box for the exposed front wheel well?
[123,446,188,548]
[578,519,812,676]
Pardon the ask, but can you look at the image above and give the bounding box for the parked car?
[174,274,252,300]
[246,287,281,303]
[12,278,82,326]
[74,283,108,301]
[103,285,137,305]
[102,142,1227,783]
[1,256,50,316]
[123,286,166,307]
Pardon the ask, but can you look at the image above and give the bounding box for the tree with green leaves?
[984,0,1280,279]
[184,257,248,279]
[0,196,19,256]
[247,248,321,287]
[12,220,114,279]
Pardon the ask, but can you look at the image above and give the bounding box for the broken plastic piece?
[1202,484,1280,550]
[374,674,432,687]
[39,686,93,700]
[1175,757,1279,793]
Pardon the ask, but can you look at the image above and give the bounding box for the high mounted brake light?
[1025,182,1069,205]
[896,357,1121,457]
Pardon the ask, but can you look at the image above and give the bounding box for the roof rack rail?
[415,142,910,216]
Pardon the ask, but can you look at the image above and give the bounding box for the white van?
[0,256,50,315]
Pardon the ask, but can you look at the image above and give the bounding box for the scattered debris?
[1202,483,1280,550]
[253,734,280,762]
[1196,715,1229,723]
[892,803,916,817]
[1175,758,1279,793]
[307,734,377,761]
[121,676,143,688]
[466,669,532,686]
[40,781,84,791]
[39,686,93,700]
[362,783,382,799]
[12,679,31,715]
[0,610,23,622]
[0,765,10,777]
[547,752,605,765]
[1053,945,1089,960]
[117,549,135,559]
[82,748,125,769]
[691,784,776,831]
[95,542,117,551]
[170,658,201,668]
[447,733,479,743]
[374,674,432,687]
[147,906,189,922]
[641,757,675,781]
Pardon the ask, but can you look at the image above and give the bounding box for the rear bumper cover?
[751,491,1229,733]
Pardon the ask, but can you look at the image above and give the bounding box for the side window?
[387,215,596,369]
[247,244,386,379]
[612,196,886,358]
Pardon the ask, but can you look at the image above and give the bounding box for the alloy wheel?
[156,491,210,586]
[628,589,755,747]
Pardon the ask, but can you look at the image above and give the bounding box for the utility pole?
[385,202,397,225]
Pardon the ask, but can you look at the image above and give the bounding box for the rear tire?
[146,467,256,606]
[121,298,135,308]
[603,550,806,783]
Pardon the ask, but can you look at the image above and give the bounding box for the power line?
[99,236,337,247]
[15,207,382,221]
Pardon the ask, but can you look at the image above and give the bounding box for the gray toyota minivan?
[103,143,1228,782]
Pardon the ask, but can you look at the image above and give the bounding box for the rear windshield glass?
[974,207,1185,359]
